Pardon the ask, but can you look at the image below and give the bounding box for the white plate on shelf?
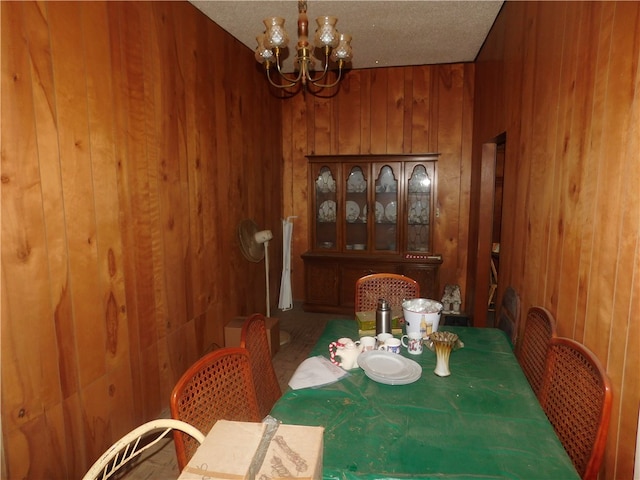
[378,166,396,192]
[385,201,397,222]
[375,202,384,222]
[316,170,336,193]
[347,169,366,193]
[358,351,422,385]
[345,201,360,223]
[318,200,336,222]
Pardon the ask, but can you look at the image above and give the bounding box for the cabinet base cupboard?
[302,154,442,314]
[302,252,442,314]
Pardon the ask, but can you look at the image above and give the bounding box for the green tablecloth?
[269,320,579,480]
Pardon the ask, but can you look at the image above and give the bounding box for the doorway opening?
[471,132,506,328]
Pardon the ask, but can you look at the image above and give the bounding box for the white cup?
[376,333,393,347]
[401,332,424,355]
[359,336,377,352]
[378,338,402,354]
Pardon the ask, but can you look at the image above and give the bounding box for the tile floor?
[119,303,342,479]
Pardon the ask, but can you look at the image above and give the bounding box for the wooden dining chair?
[240,313,282,418]
[82,419,204,480]
[355,273,420,313]
[496,285,520,346]
[538,337,613,480]
[515,306,556,396]
[170,347,261,470]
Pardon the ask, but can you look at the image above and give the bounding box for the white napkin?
[288,355,349,390]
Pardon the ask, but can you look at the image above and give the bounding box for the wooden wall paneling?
[22,1,68,411]
[81,1,137,447]
[545,4,579,317]
[529,2,566,309]
[475,3,640,477]
[410,66,432,153]
[116,2,158,353]
[359,70,372,154]
[433,65,466,291]
[402,67,414,153]
[607,8,640,480]
[589,7,640,476]
[337,73,361,153]
[512,3,539,307]
[568,2,611,342]
[3,2,285,475]
[182,8,210,322]
[153,2,190,336]
[550,2,583,329]
[80,376,112,469]
[313,94,332,154]
[106,0,145,425]
[498,3,525,301]
[81,0,131,389]
[576,2,616,344]
[1,2,63,473]
[386,67,405,153]
[115,2,164,421]
[457,63,474,298]
[369,68,389,154]
[292,96,311,301]
[49,1,107,390]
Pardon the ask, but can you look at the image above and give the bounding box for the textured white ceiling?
[190,1,504,72]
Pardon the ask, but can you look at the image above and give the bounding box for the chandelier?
[254,0,353,96]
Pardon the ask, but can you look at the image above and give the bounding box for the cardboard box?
[224,316,280,356]
[178,420,324,480]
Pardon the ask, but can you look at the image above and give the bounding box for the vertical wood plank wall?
[282,64,475,304]
[1,2,283,477]
[473,2,639,479]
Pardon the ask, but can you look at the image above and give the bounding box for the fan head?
[238,219,268,262]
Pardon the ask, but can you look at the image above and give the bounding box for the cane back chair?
[355,273,420,313]
[170,347,261,470]
[240,313,282,418]
[82,419,204,480]
[515,306,557,396]
[538,337,613,480]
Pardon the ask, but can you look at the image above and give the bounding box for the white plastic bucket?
[402,298,443,336]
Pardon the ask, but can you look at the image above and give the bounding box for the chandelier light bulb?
[314,16,339,48]
[254,34,274,64]
[263,17,289,49]
[330,33,353,62]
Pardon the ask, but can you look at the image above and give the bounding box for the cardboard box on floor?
[224,316,280,356]
[178,420,323,480]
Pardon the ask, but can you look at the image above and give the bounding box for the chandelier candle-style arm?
[254,0,352,95]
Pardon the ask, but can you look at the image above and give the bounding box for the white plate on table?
[358,351,422,385]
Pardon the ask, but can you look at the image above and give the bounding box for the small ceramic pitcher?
[329,337,363,370]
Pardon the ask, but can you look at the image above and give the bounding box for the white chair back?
[83,418,204,480]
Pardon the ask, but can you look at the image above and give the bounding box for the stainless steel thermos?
[376,298,391,335]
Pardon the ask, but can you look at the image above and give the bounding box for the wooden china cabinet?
[302,154,443,314]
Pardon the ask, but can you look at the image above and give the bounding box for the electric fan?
[238,219,274,317]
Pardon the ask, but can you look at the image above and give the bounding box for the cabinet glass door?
[314,166,337,250]
[373,164,399,251]
[344,165,368,251]
[406,164,433,252]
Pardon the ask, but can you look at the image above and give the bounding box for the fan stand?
[262,238,290,346]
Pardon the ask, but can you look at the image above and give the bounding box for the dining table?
[269,319,580,480]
